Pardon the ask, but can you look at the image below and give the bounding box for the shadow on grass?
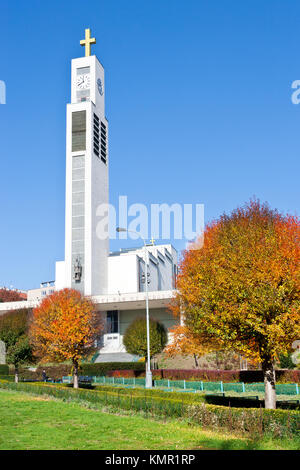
[191,435,300,451]
[190,438,251,451]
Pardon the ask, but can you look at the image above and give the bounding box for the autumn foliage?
[165,324,216,367]
[0,309,29,342]
[29,289,103,387]
[0,289,26,303]
[170,200,300,408]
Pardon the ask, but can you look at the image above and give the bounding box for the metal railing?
[61,376,300,395]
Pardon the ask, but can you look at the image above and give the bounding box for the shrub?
[0,375,14,381]
[13,364,300,384]
[93,384,207,404]
[0,309,31,350]
[0,365,9,375]
[279,353,295,370]
[7,336,33,381]
[275,370,300,384]
[123,317,167,359]
[16,362,146,381]
[160,369,240,382]
[80,362,145,376]
[187,403,300,438]
[107,370,136,378]
[0,309,34,382]
[19,364,72,381]
[153,369,300,384]
[0,309,30,338]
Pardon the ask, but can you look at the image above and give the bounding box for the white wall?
[55,261,66,291]
[108,254,138,294]
[27,286,55,302]
[107,244,177,295]
[62,55,109,296]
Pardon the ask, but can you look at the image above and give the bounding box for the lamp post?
[116,227,152,388]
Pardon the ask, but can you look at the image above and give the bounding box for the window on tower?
[100,121,107,164]
[93,113,100,157]
[72,111,86,152]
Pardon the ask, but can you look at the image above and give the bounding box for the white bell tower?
[56,29,109,296]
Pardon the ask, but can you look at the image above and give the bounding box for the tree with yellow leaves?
[172,200,300,408]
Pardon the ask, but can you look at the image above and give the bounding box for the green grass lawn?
[0,389,298,450]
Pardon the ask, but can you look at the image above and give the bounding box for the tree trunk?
[193,353,199,368]
[15,366,19,384]
[73,360,79,389]
[262,359,276,409]
[216,352,220,370]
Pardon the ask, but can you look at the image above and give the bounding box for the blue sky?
[0,0,299,290]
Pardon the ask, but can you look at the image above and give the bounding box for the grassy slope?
[0,389,299,450]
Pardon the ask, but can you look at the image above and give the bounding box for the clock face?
[97,78,104,96]
[76,74,90,90]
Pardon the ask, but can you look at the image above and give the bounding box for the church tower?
[56,29,109,296]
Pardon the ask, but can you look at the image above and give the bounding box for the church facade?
[0,29,178,362]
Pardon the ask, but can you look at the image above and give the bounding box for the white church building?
[0,29,178,362]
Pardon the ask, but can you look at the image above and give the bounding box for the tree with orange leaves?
[172,200,300,409]
[165,324,216,368]
[29,289,102,388]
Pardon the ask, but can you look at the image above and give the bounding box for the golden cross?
[80,28,96,57]
[150,237,155,245]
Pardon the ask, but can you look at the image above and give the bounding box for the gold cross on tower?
[80,28,96,57]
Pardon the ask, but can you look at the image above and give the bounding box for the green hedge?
[0,380,299,439]
[156,369,300,384]
[0,365,9,375]
[0,375,13,381]
[93,384,207,404]
[80,362,145,376]
[94,383,299,410]
[17,362,145,381]
[188,403,300,437]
